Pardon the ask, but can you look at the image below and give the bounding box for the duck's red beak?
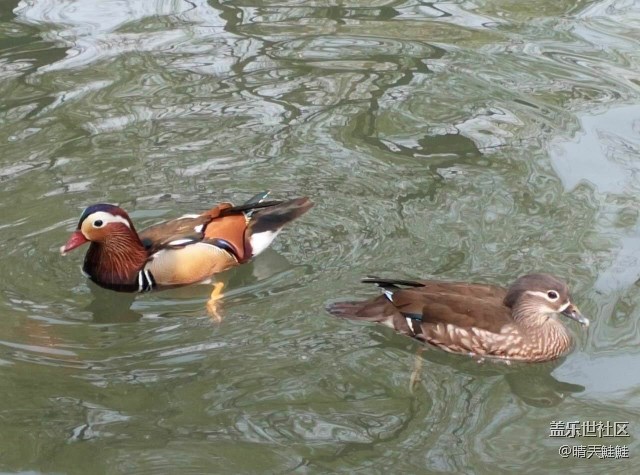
[60,230,88,255]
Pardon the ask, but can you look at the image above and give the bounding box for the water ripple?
[2,0,640,472]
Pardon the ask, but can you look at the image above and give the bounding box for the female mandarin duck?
[61,193,313,316]
[327,274,589,362]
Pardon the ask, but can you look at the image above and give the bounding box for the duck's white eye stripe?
[86,211,130,228]
[525,290,560,302]
[525,290,560,301]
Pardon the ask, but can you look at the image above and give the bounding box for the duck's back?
[395,281,513,333]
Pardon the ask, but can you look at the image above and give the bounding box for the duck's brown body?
[328,274,588,362]
[62,194,313,292]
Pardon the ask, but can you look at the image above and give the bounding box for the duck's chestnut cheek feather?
[60,230,89,255]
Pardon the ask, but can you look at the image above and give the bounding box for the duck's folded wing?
[360,278,512,333]
[389,287,513,333]
[139,215,213,253]
[137,202,250,254]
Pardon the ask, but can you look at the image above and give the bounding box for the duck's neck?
[83,230,148,289]
[513,307,573,358]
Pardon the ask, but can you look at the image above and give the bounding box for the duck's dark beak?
[561,303,589,327]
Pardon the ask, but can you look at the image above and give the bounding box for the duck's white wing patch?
[167,238,197,247]
[249,230,280,256]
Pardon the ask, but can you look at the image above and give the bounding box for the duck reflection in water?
[406,344,584,408]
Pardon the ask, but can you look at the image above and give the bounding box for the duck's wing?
[328,278,513,334]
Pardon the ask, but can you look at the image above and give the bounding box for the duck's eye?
[547,290,559,301]
[93,219,104,228]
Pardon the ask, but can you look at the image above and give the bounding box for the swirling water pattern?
[0,0,639,473]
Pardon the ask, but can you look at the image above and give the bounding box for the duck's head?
[504,273,589,327]
[60,204,135,255]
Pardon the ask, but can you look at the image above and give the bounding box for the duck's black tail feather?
[362,277,424,289]
[248,197,314,234]
[220,191,313,223]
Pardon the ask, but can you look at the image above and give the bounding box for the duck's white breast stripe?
[137,269,154,292]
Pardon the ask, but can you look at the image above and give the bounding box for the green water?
[1,0,638,473]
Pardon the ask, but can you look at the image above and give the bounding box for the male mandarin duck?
[61,192,313,316]
[327,274,589,362]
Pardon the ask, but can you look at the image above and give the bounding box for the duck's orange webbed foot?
[206,282,225,322]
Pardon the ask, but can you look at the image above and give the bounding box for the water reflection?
[2,0,640,472]
[504,368,585,407]
[14,0,227,73]
[400,341,585,408]
[84,285,140,323]
[551,104,640,295]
